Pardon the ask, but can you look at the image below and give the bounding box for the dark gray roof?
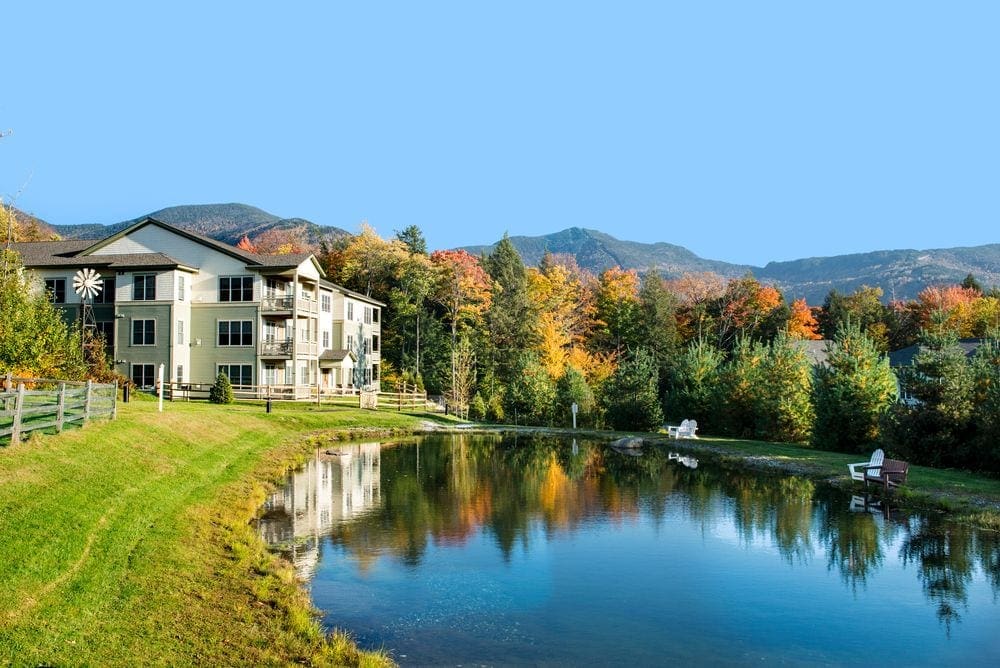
[888,338,986,367]
[12,218,317,275]
[11,240,95,264]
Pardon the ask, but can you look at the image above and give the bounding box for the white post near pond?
[571,402,578,430]
[158,363,165,412]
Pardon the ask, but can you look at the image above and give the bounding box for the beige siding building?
[13,218,383,392]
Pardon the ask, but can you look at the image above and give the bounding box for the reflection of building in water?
[257,442,381,578]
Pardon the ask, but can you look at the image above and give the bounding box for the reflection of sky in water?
[260,435,1000,666]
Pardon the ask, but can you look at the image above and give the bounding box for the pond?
[257,433,1000,665]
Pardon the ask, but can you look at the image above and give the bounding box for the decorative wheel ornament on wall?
[73,268,104,300]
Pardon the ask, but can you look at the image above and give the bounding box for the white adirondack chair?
[667,419,698,439]
[848,449,884,482]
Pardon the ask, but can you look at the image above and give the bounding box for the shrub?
[209,372,234,404]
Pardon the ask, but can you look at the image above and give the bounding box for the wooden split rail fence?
[160,380,438,412]
[1,375,117,444]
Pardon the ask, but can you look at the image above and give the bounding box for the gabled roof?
[80,217,262,265]
[13,217,324,277]
[319,349,356,362]
[319,278,387,307]
[793,339,832,366]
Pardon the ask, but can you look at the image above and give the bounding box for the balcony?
[260,296,294,315]
[260,338,293,358]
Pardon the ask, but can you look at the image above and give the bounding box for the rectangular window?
[372,334,379,353]
[218,320,253,346]
[322,330,330,348]
[321,294,331,312]
[178,275,186,301]
[372,364,379,382]
[131,319,155,346]
[132,363,155,389]
[372,308,379,324]
[44,278,66,304]
[363,338,371,354]
[347,334,355,351]
[219,276,253,302]
[263,364,277,386]
[176,365,183,382]
[177,320,185,346]
[364,306,372,324]
[94,278,115,304]
[217,363,252,386]
[133,274,156,301]
[347,302,354,321]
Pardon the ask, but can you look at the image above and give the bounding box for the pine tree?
[812,321,897,453]
[602,348,663,432]
[483,234,534,391]
[209,372,234,404]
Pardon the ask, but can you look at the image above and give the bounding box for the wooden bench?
[864,458,909,491]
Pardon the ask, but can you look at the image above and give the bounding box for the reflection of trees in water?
[313,433,998,627]
[816,492,886,594]
[900,518,977,635]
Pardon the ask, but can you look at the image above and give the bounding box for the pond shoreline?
[438,424,1000,525]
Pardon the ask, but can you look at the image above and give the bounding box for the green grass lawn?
[0,399,457,667]
[2,401,997,666]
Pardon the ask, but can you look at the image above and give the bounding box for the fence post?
[85,380,93,422]
[56,383,66,432]
[10,383,25,444]
[112,381,118,420]
[4,372,11,392]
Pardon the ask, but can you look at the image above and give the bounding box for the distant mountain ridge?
[48,203,350,247]
[462,228,1000,304]
[12,204,999,304]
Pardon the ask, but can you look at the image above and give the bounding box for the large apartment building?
[13,217,383,391]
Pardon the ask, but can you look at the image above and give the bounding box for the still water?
[258,433,1000,666]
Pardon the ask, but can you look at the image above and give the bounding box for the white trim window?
[218,363,252,386]
[131,319,155,346]
[178,275,186,301]
[219,276,253,302]
[347,302,354,321]
[321,293,331,312]
[177,319,185,346]
[132,363,155,389]
[364,306,372,324]
[133,274,156,301]
[218,320,253,346]
[44,278,67,304]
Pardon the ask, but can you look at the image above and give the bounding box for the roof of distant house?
[888,338,986,367]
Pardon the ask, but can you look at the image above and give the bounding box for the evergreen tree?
[755,333,814,443]
[483,234,534,389]
[715,337,766,438]
[882,329,975,467]
[812,321,897,453]
[967,336,1000,472]
[638,271,681,388]
[602,348,663,431]
[394,224,428,255]
[505,351,555,425]
[554,366,596,428]
[209,372,234,404]
[352,322,368,388]
[665,338,723,426]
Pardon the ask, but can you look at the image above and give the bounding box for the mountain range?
[462,230,1000,304]
[45,203,350,247]
[11,202,999,304]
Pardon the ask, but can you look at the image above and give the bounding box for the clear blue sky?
[2,2,997,266]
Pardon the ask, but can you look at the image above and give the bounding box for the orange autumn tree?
[787,298,822,340]
[429,249,492,342]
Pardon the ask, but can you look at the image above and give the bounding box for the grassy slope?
[0,400,450,667]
